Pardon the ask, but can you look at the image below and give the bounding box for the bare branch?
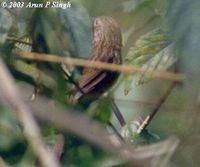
[137,82,177,134]
[0,58,60,167]
[17,51,185,83]
[24,88,179,167]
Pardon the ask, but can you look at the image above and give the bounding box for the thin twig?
[17,51,185,83]
[137,82,177,134]
[0,58,60,167]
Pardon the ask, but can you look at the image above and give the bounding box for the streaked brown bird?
[70,16,122,104]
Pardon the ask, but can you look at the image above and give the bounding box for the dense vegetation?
[0,0,200,167]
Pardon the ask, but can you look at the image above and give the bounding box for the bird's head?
[92,16,121,46]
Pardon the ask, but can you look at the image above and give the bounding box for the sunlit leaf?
[121,118,160,144]
[14,37,32,52]
[124,28,175,95]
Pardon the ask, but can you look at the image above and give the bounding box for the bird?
[70,16,122,104]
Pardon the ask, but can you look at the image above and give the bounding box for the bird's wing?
[80,70,107,93]
[73,68,107,100]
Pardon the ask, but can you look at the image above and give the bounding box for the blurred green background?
[1,0,200,167]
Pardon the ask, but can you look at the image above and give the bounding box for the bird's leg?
[112,100,126,127]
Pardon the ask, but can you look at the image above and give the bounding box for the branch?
[22,85,179,167]
[137,82,177,134]
[0,57,60,167]
[17,51,185,83]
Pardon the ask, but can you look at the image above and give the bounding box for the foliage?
[0,0,200,167]
[121,118,160,144]
[0,9,12,44]
[124,28,176,95]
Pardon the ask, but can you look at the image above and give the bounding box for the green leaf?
[121,120,160,144]
[124,28,176,95]
[30,4,92,58]
[87,97,112,123]
[64,4,93,59]
[122,0,148,13]
[0,9,12,44]
[0,105,23,151]
[29,4,93,103]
